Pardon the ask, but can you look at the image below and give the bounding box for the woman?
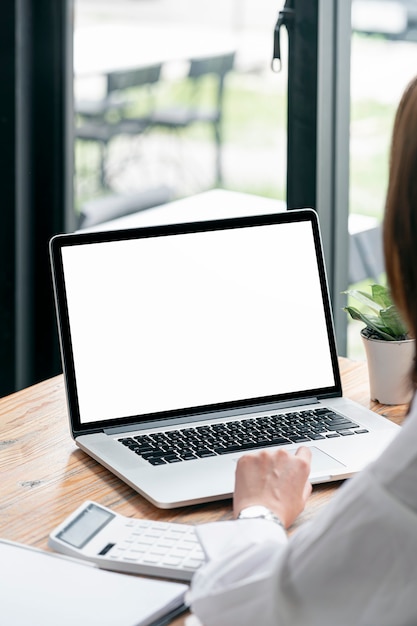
[188,76,417,626]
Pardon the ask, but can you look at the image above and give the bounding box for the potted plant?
[344,284,415,405]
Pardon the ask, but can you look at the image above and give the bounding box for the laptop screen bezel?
[50,209,342,437]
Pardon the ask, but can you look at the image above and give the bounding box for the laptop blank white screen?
[61,220,336,424]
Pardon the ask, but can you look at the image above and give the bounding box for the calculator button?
[167,527,188,535]
[157,539,175,548]
[161,556,182,566]
[170,548,190,558]
[98,543,115,556]
[142,555,161,564]
[143,531,161,539]
[182,558,204,570]
[149,522,169,531]
[135,537,155,546]
[149,548,167,556]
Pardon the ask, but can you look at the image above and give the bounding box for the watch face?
[239,505,270,518]
[238,506,285,530]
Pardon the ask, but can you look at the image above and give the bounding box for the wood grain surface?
[0,358,408,624]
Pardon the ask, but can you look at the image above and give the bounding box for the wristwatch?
[237,505,286,530]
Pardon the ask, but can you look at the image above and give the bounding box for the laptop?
[49,209,400,508]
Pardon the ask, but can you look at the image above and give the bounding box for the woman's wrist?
[237,505,286,530]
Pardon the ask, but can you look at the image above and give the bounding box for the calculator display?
[57,503,114,549]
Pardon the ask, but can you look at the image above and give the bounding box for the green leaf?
[379,305,408,338]
[343,306,397,340]
[343,289,383,313]
[370,284,392,308]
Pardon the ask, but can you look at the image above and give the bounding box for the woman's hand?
[233,447,312,528]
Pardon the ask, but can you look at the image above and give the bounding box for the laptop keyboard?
[118,408,369,466]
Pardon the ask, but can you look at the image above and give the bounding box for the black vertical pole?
[0,1,18,397]
[29,0,71,386]
[274,0,350,353]
[0,0,72,397]
[286,0,319,211]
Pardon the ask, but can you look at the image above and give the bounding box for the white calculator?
[48,500,206,581]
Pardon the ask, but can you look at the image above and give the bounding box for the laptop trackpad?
[236,446,345,475]
[306,446,346,476]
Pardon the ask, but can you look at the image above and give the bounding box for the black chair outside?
[76,64,162,188]
[150,51,236,185]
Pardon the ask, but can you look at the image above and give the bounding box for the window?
[3,1,353,395]
[348,0,417,357]
[73,0,288,227]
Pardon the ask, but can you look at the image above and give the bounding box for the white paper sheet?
[0,540,187,626]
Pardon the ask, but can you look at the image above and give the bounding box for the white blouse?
[188,396,417,626]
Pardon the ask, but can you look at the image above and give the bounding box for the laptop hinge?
[103,397,320,435]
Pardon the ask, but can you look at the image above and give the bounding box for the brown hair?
[384,76,417,389]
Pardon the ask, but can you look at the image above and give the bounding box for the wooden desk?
[0,358,407,625]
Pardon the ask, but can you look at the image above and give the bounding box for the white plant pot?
[361,331,415,405]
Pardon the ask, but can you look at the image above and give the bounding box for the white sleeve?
[188,401,417,626]
[188,519,288,626]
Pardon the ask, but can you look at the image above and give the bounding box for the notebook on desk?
[0,539,187,626]
[49,208,400,508]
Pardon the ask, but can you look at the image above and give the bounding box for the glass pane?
[348,0,417,358]
[73,0,287,229]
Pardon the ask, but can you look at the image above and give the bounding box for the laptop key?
[212,437,292,456]
[133,443,155,452]
[289,436,311,443]
[212,447,229,455]
[141,450,167,459]
[147,458,167,465]
[325,422,358,431]
[267,437,292,446]
[196,450,216,458]
[119,437,137,446]
[214,444,242,453]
